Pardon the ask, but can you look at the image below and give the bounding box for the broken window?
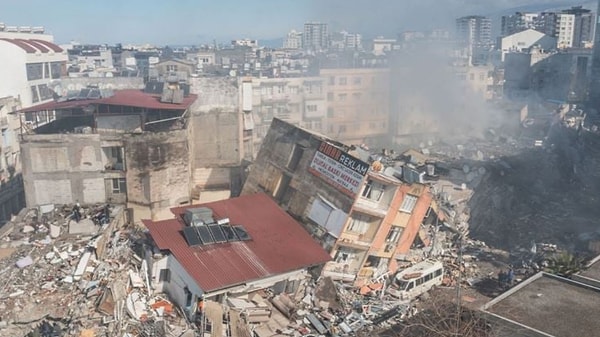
[159,269,171,282]
[103,147,124,170]
[385,226,402,243]
[112,178,127,194]
[362,179,385,202]
[399,195,418,213]
[347,213,372,234]
[287,144,305,171]
[31,86,39,103]
[273,174,292,202]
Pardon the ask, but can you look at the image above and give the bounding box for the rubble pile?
[0,204,189,337]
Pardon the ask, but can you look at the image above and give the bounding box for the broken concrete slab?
[68,218,97,235]
[16,255,33,268]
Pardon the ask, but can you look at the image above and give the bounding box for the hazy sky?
[1,0,591,45]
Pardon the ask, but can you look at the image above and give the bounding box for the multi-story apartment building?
[283,30,303,49]
[242,118,436,286]
[590,1,600,103]
[0,25,68,108]
[501,12,543,36]
[303,22,328,52]
[242,76,327,157]
[456,15,492,65]
[456,15,492,48]
[19,85,198,221]
[0,23,68,223]
[320,68,390,146]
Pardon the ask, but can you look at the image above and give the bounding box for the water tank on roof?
[184,207,214,226]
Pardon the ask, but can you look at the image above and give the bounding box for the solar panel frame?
[196,225,215,244]
[221,225,237,242]
[233,225,251,241]
[208,225,227,243]
[183,227,203,246]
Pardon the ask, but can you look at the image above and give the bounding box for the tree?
[373,297,495,337]
[544,251,586,277]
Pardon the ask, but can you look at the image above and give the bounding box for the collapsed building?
[242,118,440,286]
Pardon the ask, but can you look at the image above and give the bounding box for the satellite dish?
[229,70,237,77]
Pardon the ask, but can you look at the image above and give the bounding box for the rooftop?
[143,193,331,293]
[20,89,197,113]
[0,38,62,53]
[482,272,600,337]
[576,254,600,283]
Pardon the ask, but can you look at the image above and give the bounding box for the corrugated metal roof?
[20,89,198,113]
[143,193,331,293]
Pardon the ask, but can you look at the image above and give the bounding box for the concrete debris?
[0,203,188,337]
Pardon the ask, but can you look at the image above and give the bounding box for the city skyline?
[1,0,591,45]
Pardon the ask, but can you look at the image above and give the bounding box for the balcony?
[0,117,7,128]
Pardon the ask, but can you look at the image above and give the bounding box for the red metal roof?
[30,39,63,52]
[17,39,50,53]
[99,89,197,110]
[0,38,63,53]
[143,193,331,293]
[19,89,198,113]
[0,38,36,53]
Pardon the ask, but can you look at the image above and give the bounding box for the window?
[38,84,53,100]
[339,77,347,85]
[31,86,39,103]
[338,93,347,101]
[334,249,353,263]
[386,227,402,243]
[306,104,318,112]
[26,63,43,80]
[112,178,127,194]
[43,63,50,78]
[362,179,385,201]
[313,120,322,130]
[327,107,334,117]
[166,64,178,72]
[479,73,485,81]
[469,73,475,81]
[327,92,334,101]
[287,144,304,171]
[400,195,418,213]
[159,269,171,282]
[329,76,335,85]
[348,213,372,234]
[338,125,346,133]
[353,77,362,85]
[51,62,62,79]
[352,92,362,100]
[290,86,299,94]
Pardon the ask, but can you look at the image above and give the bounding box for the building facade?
[320,68,390,146]
[20,87,197,221]
[303,22,328,52]
[242,119,435,286]
[0,29,68,108]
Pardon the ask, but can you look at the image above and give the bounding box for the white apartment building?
[283,30,303,49]
[0,26,68,108]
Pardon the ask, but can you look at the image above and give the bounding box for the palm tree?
[545,252,586,277]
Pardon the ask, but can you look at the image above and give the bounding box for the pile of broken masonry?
[0,204,191,337]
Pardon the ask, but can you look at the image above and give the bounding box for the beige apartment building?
[320,68,390,146]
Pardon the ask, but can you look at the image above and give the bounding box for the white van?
[387,260,444,300]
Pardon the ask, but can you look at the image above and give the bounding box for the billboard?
[308,141,369,196]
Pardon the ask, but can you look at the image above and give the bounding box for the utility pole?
[455,233,463,336]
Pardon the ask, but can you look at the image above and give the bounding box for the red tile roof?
[19,89,198,113]
[143,193,331,293]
